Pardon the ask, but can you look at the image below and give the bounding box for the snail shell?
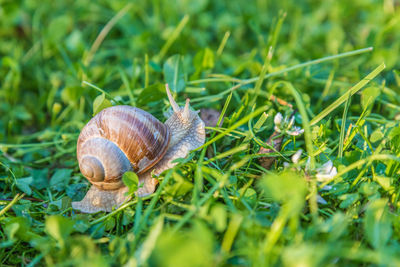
[77,105,170,190]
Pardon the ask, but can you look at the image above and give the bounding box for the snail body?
[72,85,205,213]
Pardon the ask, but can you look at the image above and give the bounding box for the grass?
[1,0,400,266]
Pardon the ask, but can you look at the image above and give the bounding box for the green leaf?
[3,217,31,242]
[137,216,164,265]
[66,183,87,201]
[61,85,83,105]
[194,48,215,71]
[13,106,32,121]
[339,193,359,208]
[3,217,42,244]
[364,199,392,249]
[46,16,72,43]
[50,169,72,192]
[122,171,139,195]
[210,204,227,232]
[359,182,380,196]
[259,171,307,215]
[74,220,90,233]
[163,54,185,93]
[374,176,391,191]
[3,222,19,245]
[151,221,214,267]
[45,215,75,248]
[137,83,165,106]
[325,213,349,241]
[238,187,257,208]
[361,86,380,109]
[93,93,112,116]
[165,172,193,196]
[15,177,33,195]
[49,196,71,211]
[370,128,384,143]
[28,168,49,190]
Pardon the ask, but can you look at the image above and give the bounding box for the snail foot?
[136,177,159,197]
[72,186,129,213]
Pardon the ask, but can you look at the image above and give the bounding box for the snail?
[71,84,205,213]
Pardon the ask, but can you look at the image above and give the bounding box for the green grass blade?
[194,105,268,151]
[82,81,123,104]
[156,15,190,61]
[249,12,286,107]
[310,63,386,126]
[244,47,374,84]
[338,95,351,158]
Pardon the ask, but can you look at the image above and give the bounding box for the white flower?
[291,149,303,164]
[274,112,283,125]
[315,160,337,182]
[283,162,290,168]
[283,149,303,169]
[273,113,304,136]
[303,159,337,205]
[287,126,304,136]
[274,125,281,133]
[317,195,328,205]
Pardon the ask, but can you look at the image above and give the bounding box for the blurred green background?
[1,0,399,142]
[1,0,400,266]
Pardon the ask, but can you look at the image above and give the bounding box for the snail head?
[165,83,199,148]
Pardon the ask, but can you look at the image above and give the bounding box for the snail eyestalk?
[166,84,180,113]
[182,98,190,121]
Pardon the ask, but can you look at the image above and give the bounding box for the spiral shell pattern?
[77,105,170,190]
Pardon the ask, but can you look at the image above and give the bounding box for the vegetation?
[1,0,400,266]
